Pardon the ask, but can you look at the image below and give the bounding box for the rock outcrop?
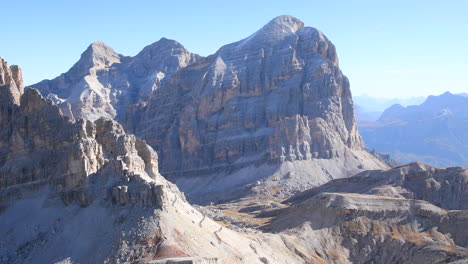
[287,161,468,209]
[263,162,468,263]
[30,16,388,202]
[0,58,23,105]
[266,192,468,263]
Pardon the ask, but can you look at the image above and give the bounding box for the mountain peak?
[129,37,199,78]
[0,57,23,105]
[263,15,304,33]
[89,40,109,48]
[83,40,120,66]
[251,15,304,41]
[156,37,179,45]
[137,37,185,55]
[69,41,121,75]
[219,15,305,54]
[424,91,466,106]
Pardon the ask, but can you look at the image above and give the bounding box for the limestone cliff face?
[123,16,384,201]
[133,15,362,167]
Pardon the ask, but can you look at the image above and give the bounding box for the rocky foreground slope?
[265,162,468,263]
[2,57,468,263]
[31,16,388,203]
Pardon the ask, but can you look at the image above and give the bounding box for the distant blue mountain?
[360,92,468,167]
[353,94,426,123]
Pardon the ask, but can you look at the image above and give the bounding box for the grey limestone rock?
[287,161,468,210]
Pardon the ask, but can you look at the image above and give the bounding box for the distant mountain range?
[360,91,468,167]
[353,94,426,123]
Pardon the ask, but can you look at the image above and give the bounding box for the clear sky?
[2,0,467,98]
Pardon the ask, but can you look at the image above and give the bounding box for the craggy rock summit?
[31,16,387,202]
[31,39,199,121]
[0,59,305,264]
[0,58,23,105]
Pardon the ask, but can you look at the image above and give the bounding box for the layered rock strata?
[122,16,387,201]
[263,162,468,263]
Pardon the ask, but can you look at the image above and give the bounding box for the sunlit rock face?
[30,39,200,121]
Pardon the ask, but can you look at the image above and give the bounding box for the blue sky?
[2,0,467,98]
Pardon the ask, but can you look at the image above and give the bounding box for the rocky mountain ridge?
[30,15,388,203]
[31,38,199,122]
